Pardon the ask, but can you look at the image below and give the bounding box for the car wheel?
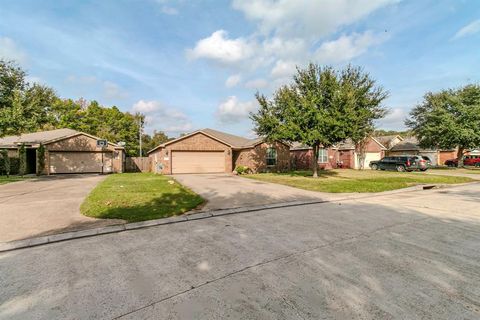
[396,165,406,172]
[420,168,427,171]
[371,164,378,170]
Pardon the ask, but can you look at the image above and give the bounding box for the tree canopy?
[406,84,480,166]
[250,63,387,176]
[0,60,169,156]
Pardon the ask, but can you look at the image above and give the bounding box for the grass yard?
[81,173,204,222]
[245,169,473,193]
[0,176,29,185]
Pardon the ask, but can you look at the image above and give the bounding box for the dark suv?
[369,155,428,172]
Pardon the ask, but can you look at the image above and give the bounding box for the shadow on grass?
[82,191,204,223]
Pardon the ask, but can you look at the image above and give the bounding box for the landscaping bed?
[81,173,204,222]
[244,170,473,193]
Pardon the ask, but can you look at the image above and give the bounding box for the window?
[266,147,277,166]
[318,148,328,163]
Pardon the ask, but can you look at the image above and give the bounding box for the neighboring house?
[386,137,457,166]
[147,128,290,174]
[373,135,404,149]
[0,128,125,174]
[290,137,386,170]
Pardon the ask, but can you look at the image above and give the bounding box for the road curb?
[1,182,476,253]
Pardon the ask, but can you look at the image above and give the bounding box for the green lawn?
[244,169,473,193]
[430,167,480,174]
[81,173,204,222]
[0,176,28,185]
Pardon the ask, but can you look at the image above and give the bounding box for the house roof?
[290,136,386,151]
[0,128,122,148]
[373,135,404,148]
[147,128,265,154]
[389,137,422,151]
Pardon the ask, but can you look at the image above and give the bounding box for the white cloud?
[186,30,254,64]
[271,60,297,78]
[161,6,178,15]
[132,100,192,133]
[452,19,480,40]
[377,107,406,129]
[232,0,396,38]
[314,31,387,64]
[225,74,242,88]
[244,78,269,89]
[216,96,258,123]
[0,37,27,63]
[103,81,128,100]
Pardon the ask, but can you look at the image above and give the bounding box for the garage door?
[49,152,113,174]
[355,152,382,169]
[172,151,225,174]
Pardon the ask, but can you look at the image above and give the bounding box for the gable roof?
[373,135,404,149]
[0,128,122,148]
[147,128,265,154]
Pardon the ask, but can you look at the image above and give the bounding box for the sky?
[1,0,479,138]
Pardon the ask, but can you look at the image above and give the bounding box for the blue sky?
[1,0,479,137]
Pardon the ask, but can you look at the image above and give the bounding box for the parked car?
[445,155,480,167]
[421,156,432,167]
[369,155,428,172]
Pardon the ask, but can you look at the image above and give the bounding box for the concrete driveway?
[0,183,479,319]
[0,175,123,242]
[174,174,335,210]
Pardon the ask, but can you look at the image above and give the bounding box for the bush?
[0,150,10,176]
[235,165,250,175]
[37,144,45,175]
[18,144,26,176]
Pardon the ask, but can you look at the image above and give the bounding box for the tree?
[339,66,388,169]
[0,60,58,136]
[142,130,171,153]
[406,84,480,167]
[18,144,26,176]
[36,143,45,175]
[251,63,354,178]
[0,149,10,177]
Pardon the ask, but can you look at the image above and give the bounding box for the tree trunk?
[312,143,319,178]
[457,147,465,167]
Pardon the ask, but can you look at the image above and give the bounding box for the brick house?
[0,128,124,174]
[290,137,386,170]
[147,128,290,174]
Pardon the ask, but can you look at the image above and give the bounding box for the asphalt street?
[1,182,479,319]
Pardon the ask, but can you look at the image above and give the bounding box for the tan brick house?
[147,128,290,174]
[0,128,124,174]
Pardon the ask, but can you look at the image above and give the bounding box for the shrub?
[36,144,45,175]
[18,144,26,176]
[235,165,250,175]
[0,149,10,177]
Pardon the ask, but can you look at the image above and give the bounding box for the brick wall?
[148,132,232,174]
[234,142,290,173]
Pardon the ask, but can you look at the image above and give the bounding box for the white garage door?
[172,151,225,174]
[49,152,113,174]
[355,152,382,169]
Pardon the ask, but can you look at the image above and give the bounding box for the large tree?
[252,63,386,177]
[340,65,388,169]
[406,84,480,167]
[0,60,57,136]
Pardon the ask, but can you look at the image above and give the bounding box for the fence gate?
[125,157,151,172]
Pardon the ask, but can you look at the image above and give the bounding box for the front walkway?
[0,175,124,242]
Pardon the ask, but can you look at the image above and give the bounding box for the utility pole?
[139,117,143,157]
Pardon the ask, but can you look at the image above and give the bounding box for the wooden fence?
[125,157,151,172]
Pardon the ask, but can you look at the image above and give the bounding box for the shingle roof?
[373,135,403,148]
[0,128,79,147]
[148,128,265,153]
[390,137,420,151]
[0,128,123,148]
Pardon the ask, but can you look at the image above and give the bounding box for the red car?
[444,155,480,167]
